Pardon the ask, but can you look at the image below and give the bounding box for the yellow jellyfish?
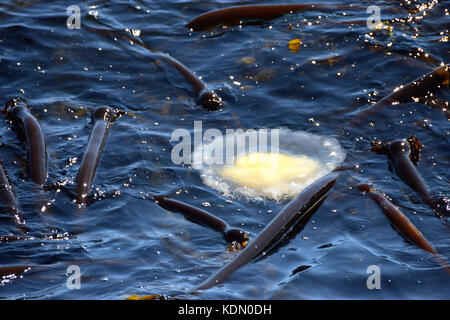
[192,128,346,201]
[221,152,320,190]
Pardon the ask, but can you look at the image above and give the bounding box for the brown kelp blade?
[349,64,449,126]
[0,265,38,279]
[357,184,450,273]
[196,172,339,290]
[154,53,224,111]
[85,25,224,111]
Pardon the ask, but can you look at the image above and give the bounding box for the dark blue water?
[0,0,449,299]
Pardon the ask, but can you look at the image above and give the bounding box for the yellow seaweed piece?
[126,294,162,300]
[253,68,276,82]
[288,38,301,53]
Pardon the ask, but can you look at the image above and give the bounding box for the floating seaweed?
[186,4,366,31]
[152,196,249,245]
[420,96,450,120]
[0,159,26,227]
[4,98,48,186]
[126,294,166,300]
[196,173,338,290]
[0,2,448,300]
[76,107,119,206]
[86,25,224,111]
[349,64,450,126]
[156,53,224,111]
[370,136,448,220]
[357,184,449,272]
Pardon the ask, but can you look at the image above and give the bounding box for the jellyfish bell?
[220,152,321,190]
[192,128,346,201]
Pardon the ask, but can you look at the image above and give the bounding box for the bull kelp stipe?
[196,173,339,290]
[186,4,365,31]
[370,137,449,220]
[152,196,249,245]
[0,159,26,229]
[349,64,449,126]
[76,107,118,206]
[4,98,48,186]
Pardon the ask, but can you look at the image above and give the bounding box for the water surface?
[0,0,449,299]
